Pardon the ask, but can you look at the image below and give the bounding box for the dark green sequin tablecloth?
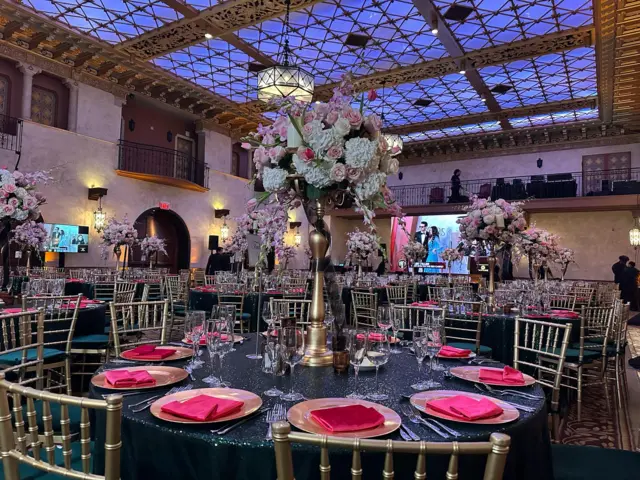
[65,281,94,299]
[90,342,553,480]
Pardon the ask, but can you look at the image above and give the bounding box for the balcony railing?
[0,114,22,153]
[117,140,209,190]
[389,167,640,207]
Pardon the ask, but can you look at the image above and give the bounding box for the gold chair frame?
[109,299,170,356]
[350,290,378,329]
[385,285,408,306]
[441,300,486,354]
[0,310,44,388]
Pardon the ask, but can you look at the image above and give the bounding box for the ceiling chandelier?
[380,83,403,157]
[257,0,314,103]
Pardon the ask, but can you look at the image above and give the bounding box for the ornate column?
[63,79,79,132]
[16,62,42,120]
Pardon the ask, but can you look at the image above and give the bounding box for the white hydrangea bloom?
[262,167,288,192]
[354,172,385,200]
[345,137,376,169]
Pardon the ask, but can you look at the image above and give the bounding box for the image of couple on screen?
[413,220,442,265]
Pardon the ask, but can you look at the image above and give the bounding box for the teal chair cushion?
[0,348,65,366]
[235,312,251,320]
[447,342,493,356]
[552,444,640,480]
[0,440,94,480]
[553,347,601,363]
[71,334,109,349]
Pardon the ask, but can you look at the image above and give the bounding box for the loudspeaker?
[208,235,219,251]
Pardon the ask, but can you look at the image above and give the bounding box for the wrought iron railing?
[0,114,22,153]
[117,140,209,189]
[389,167,640,207]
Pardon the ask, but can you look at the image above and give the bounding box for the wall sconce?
[630,216,640,247]
[290,221,302,246]
[88,187,108,233]
[215,209,230,241]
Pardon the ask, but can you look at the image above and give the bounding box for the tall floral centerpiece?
[0,169,49,287]
[140,235,167,269]
[11,221,48,275]
[99,216,138,272]
[402,241,427,276]
[518,226,560,281]
[346,229,380,277]
[242,74,402,366]
[553,247,575,281]
[457,197,527,304]
[441,247,464,283]
[276,244,296,271]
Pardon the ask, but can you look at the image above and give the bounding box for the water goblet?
[366,329,391,401]
[215,318,235,387]
[279,326,305,402]
[185,310,206,369]
[262,326,283,397]
[346,329,367,399]
[411,327,431,391]
[430,319,446,372]
[202,320,221,386]
[389,307,403,354]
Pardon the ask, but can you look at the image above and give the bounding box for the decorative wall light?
[215,209,231,241]
[256,0,314,103]
[290,221,302,246]
[630,216,640,247]
[88,187,108,233]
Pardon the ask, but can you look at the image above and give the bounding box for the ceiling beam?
[412,0,509,128]
[157,0,275,66]
[383,97,598,135]
[115,0,323,60]
[594,0,617,124]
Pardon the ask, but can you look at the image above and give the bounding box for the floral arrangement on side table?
[553,247,575,280]
[140,235,167,267]
[12,221,48,251]
[519,227,560,261]
[99,216,138,268]
[346,229,379,267]
[402,241,427,272]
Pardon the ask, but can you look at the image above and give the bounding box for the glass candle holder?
[333,350,350,374]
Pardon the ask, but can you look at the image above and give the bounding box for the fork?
[265,403,287,441]
[473,385,536,412]
[399,404,449,439]
[479,383,542,400]
[130,385,193,413]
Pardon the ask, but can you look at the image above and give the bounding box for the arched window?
[31,85,57,127]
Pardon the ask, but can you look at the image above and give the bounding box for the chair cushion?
[552,444,640,480]
[71,334,109,349]
[235,312,251,320]
[2,440,94,479]
[554,347,601,363]
[447,342,493,356]
[0,348,65,366]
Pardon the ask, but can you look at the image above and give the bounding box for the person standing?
[206,247,227,275]
[612,255,629,285]
[621,260,639,310]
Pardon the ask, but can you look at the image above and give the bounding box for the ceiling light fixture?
[204,33,213,39]
[458,59,467,75]
[429,12,439,35]
[256,0,314,103]
[480,93,487,103]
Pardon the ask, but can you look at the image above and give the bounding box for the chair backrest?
[272,421,511,480]
[204,275,216,286]
[391,305,441,332]
[192,269,205,286]
[0,310,44,387]
[93,282,116,302]
[577,305,614,357]
[441,300,486,353]
[351,290,378,329]
[21,295,82,354]
[610,299,630,356]
[549,294,576,311]
[270,298,311,327]
[405,280,418,302]
[109,299,170,355]
[115,282,137,303]
[140,281,163,302]
[218,294,246,333]
[0,374,122,480]
[571,286,594,306]
[385,285,408,305]
[513,317,572,414]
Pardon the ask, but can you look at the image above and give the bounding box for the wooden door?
[175,136,194,180]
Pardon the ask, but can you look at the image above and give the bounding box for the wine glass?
[366,329,391,401]
[347,329,367,399]
[262,326,283,397]
[262,302,275,330]
[202,320,221,386]
[21,281,30,297]
[280,326,305,402]
[411,327,431,390]
[424,324,442,389]
[323,302,335,329]
[430,319,446,372]
[216,319,235,387]
[389,307,403,354]
[185,311,206,369]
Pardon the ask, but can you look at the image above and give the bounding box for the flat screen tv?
[41,224,89,253]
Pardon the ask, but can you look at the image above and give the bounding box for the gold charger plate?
[287,398,401,439]
[120,346,193,362]
[182,334,244,345]
[410,390,520,425]
[449,366,536,387]
[150,388,262,424]
[91,366,188,391]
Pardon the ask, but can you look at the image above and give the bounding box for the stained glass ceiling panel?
[433,0,592,51]
[240,0,447,86]
[401,121,502,142]
[510,107,599,128]
[479,47,596,109]
[22,0,181,43]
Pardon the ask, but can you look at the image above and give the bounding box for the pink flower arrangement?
[99,215,138,259]
[346,229,380,264]
[402,241,427,266]
[441,247,464,263]
[554,247,575,265]
[140,236,167,257]
[0,169,49,224]
[457,197,527,248]
[276,244,296,270]
[519,226,560,262]
[11,221,48,251]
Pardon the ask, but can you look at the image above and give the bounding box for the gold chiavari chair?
[0,309,44,388]
[427,285,442,301]
[192,268,205,287]
[272,421,511,480]
[165,275,187,338]
[93,282,116,302]
[270,298,311,328]
[109,299,170,356]
[218,292,248,334]
[351,290,378,329]
[391,305,438,333]
[441,300,492,357]
[405,279,418,303]
[513,317,572,440]
[560,305,614,421]
[204,275,216,286]
[114,281,137,304]
[283,277,308,299]
[0,374,123,480]
[21,295,82,395]
[385,285,408,305]
[605,300,630,408]
[549,294,577,311]
[571,286,595,307]
[141,281,164,302]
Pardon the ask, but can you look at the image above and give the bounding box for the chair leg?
[576,366,583,422]
[65,358,72,396]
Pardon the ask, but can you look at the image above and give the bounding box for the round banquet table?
[65,281,95,299]
[89,342,553,480]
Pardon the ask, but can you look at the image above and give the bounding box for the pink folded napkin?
[124,345,177,360]
[411,301,438,307]
[2,308,28,314]
[439,345,472,358]
[104,370,156,388]
[310,405,385,432]
[479,366,525,386]
[427,395,503,421]
[66,278,85,283]
[524,314,551,319]
[160,395,244,422]
[550,310,579,319]
[356,332,387,341]
[266,290,282,294]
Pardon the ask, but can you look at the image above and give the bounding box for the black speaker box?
[208,235,219,251]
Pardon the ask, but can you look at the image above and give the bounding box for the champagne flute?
[263,326,283,397]
[185,310,205,369]
[202,320,221,386]
[280,326,305,402]
[430,318,446,372]
[424,323,442,388]
[389,307,403,354]
[411,327,430,390]
[215,318,235,387]
[366,329,391,401]
[347,329,367,399]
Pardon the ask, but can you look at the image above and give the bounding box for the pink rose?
[253,147,269,167]
[268,146,286,163]
[330,163,346,182]
[367,89,378,101]
[304,111,316,124]
[278,125,288,140]
[8,198,18,208]
[343,108,363,129]
[2,204,14,216]
[346,167,362,182]
[3,184,16,194]
[303,123,314,136]
[246,198,258,211]
[364,114,382,134]
[391,146,401,155]
[241,142,251,150]
[326,145,344,160]
[325,111,339,126]
[297,147,315,163]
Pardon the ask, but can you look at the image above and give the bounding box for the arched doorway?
[131,208,190,273]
